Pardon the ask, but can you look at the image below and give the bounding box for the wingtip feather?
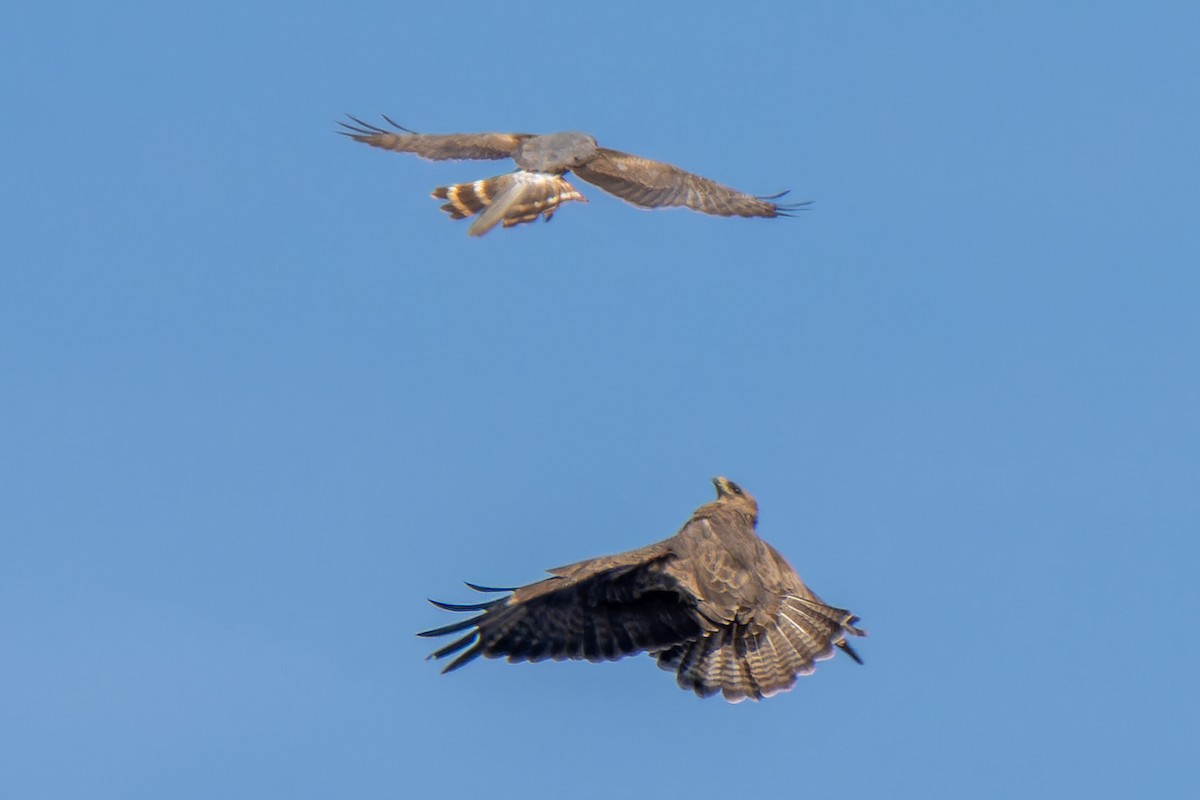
[465,582,518,593]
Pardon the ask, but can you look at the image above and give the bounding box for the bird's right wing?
[418,541,705,672]
[571,147,808,218]
[338,115,531,161]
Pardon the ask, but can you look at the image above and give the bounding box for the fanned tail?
[431,172,587,236]
[655,597,866,703]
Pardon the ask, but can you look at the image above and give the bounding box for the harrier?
[339,115,808,236]
[419,477,865,702]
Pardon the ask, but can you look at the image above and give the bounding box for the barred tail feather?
[659,629,759,703]
[655,598,866,703]
[431,172,586,236]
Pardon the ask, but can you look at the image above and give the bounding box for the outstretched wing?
[571,148,809,218]
[338,115,531,161]
[418,541,705,672]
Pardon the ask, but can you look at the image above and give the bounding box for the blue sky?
[2,2,1198,797]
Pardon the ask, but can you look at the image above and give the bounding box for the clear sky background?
[2,2,1197,798]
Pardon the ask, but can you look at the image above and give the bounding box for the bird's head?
[712,476,759,522]
[556,132,599,167]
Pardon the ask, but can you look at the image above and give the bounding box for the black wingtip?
[774,200,814,218]
[442,643,484,673]
[337,113,375,135]
[337,114,415,138]
[429,631,480,662]
[380,114,417,134]
[417,616,480,638]
[751,190,813,218]
[836,639,864,665]
[429,597,504,612]
[464,582,517,593]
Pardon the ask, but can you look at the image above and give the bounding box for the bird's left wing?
[571,148,809,218]
[338,115,531,161]
[418,541,705,673]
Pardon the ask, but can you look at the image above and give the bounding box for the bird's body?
[419,477,864,702]
[511,131,598,172]
[339,116,807,236]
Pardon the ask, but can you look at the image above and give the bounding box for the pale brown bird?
[338,115,807,236]
[419,477,865,702]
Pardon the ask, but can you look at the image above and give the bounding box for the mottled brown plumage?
[338,115,808,236]
[419,477,865,702]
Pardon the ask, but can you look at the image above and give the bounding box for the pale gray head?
[515,131,599,173]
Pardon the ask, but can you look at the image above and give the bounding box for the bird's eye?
[729,482,743,495]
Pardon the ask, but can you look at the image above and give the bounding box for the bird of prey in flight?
[419,477,865,702]
[339,115,808,236]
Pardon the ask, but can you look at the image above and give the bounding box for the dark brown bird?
[338,115,808,236]
[419,477,865,702]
